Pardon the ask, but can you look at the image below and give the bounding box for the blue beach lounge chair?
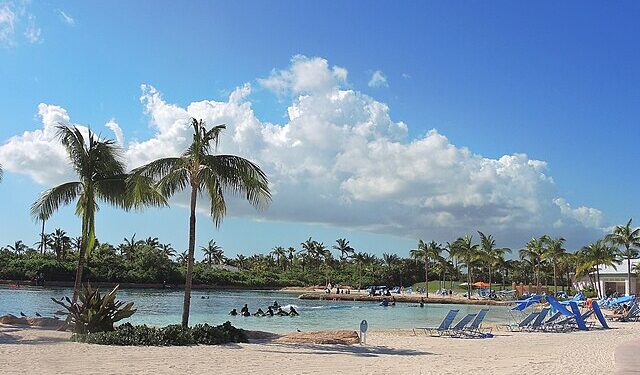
[444,313,477,337]
[413,309,459,336]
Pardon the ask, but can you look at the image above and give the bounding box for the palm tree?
[300,237,319,269]
[352,252,368,290]
[7,241,28,255]
[49,229,71,260]
[478,231,511,295]
[30,126,151,302]
[34,232,51,255]
[270,246,286,270]
[176,250,189,265]
[541,235,566,296]
[450,235,479,299]
[578,239,619,298]
[410,240,442,298]
[235,254,247,269]
[130,118,270,327]
[160,243,176,259]
[606,219,640,295]
[333,238,355,261]
[287,247,296,268]
[145,237,161,249]
[201,240,224,266]
[519,237,546,293]
[382,253,400,285]
[119,234,141,260]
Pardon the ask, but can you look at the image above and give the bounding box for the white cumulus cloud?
[0,56,608,247]
[0,4,16,46]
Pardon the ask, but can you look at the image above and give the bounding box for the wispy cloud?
[0,4,17,46]
[57,9,74,26]
[24,14,41,43]
[368,70,388,88]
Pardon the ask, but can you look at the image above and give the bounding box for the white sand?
[1,322,638,375]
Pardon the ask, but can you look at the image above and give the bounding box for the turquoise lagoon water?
[0,286,511,333]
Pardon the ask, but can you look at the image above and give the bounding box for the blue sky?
[1,1,639,259]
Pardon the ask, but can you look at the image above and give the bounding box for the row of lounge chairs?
[607,299,640,322]
[503,307,596,332]
[413,309,493,338]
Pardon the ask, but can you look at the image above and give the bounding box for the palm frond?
[124,173,168,209]
[94,174,129,209]
[131,157,185,180]
[157,168,191,198]
[200,154,271,210]
[31,182,83,220]
[56,125,87,175]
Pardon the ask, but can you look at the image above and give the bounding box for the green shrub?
[52,284,136,334]
[72,321,247,346]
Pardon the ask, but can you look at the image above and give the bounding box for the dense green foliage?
[2,220,639,299]
[53,284,136,334]
[71,321,247,346]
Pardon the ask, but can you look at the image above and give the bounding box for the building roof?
[596,259,640,276]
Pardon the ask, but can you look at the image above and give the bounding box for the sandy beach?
[1,322,638,375]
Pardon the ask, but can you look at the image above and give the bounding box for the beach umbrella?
[472,281,490,288]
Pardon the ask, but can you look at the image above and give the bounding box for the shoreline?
[298,292,511,306]
[1,323,638,374]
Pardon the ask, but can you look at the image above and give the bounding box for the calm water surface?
[0,286,511,333]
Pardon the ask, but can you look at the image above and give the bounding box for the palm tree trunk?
[72,210,89,303]
[553,262,558,296]
[424,259,429,298]
[488,265,492,295]
[466,258,472,299]
[596,267,602,298]
[40,220,46,255]
[182,185,198,328]
[627,255,631,296]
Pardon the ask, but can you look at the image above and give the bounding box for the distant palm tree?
[410,240,443,298]
[30,126,150,302]
[578,239,619,298]
[119,234,142,260]
[352,252,368,290]
[145,237,161,249]
[451,235,479,299]
[201,240,224,266]
[130,118,270,327]
[287,247,296,268]
[7,241,28,255]
[176,250,189,265]
[519,237,546,293]
[34,232,51,256]
[160,243,176,259]
[382,253,400,285]
[271,246,287,270]
[478,231,511,295]
[235,254,247,269]
[606,218,640,295]
[49,229,71,260]
[541,235,566,295]
[333,238,355,261]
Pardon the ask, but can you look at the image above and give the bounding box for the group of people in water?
[229,301,299,317]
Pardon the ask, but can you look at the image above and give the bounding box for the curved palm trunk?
[182,185,198,328]
[596,267,602,298]
[72,194,94,303]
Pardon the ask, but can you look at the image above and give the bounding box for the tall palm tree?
[478,231,511,295]
[519,237,546,293]
[382,253,400,285]
[541,235,566,296]
[333,238,355,261]
[450,235,479,299]
[130,118,270,327]
[410,240,442,298]
[201,240,224,266]
[578,239,619,298]
[31,126,151,302]
[352,252,368,290]
[300,238,319,269]
[606,219,640,295]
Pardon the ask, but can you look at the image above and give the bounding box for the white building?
[589,259,639,296]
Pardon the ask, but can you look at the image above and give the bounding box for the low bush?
[72,321,247,346]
